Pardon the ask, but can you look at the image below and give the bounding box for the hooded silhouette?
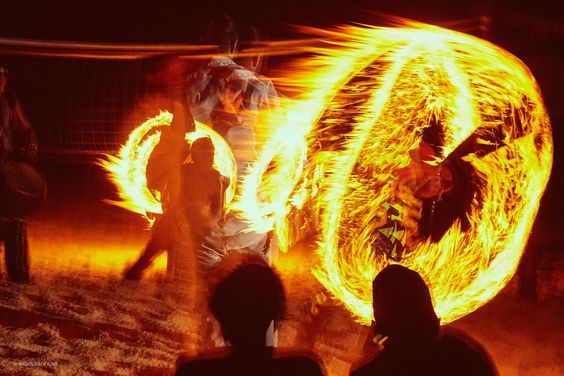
[352,264,498,376]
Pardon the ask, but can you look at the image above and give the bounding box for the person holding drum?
[0,64,42,283]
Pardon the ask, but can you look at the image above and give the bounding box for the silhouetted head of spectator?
[190,137,215,168]
[238,24,265,73]
[199,13,239,57]
[210,254,286,349]
[0,65,8,96]
[372,264,440,346]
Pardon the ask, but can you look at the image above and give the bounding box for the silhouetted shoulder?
[273,347,325,375]
[271,356,324,375]
[436,327,498,376]
[175,357,323,376]
[350,353,425,376]
[175,350,324,376]
[175,358,230,376]
[174,349,229,376]
[351,329,498,376]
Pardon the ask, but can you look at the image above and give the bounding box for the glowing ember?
[101,111,237,224]
[245,23,552,324]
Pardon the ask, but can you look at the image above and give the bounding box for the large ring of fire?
[101,111,236,223]
[247,24,553,324]
[102,23,553,326]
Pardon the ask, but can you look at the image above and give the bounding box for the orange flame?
[100,111,236,225]
[242,23,552,324]
[102,22,552,326]
[230,108,308,251]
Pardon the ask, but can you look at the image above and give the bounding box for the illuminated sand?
[0,216,368,375]
[0,212,561,375]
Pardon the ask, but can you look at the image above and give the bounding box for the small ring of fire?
[101,111,236,224]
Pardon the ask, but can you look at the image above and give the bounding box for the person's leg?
[124,235,165,280]
[177,218,202,283]
[167,235,183,277]
[0,220,9,279]
[184,215,211,348]
[4,219,30,283]
[124,215,175,280]
[264,230,278,346]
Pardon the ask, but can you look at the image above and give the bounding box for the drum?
[0,161,46,218]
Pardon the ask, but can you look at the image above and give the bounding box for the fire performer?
[0,64,42,283]
[380,129,478,260]
[171,137,228,276]
[186,18,281,345]
[187,17,280,175]
[371,140,459,262]
[145,55,195,192]
[124,137,227,280]
[187,18,282,262]
[124,56,188,279]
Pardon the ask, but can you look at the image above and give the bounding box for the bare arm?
[12,100,38,162]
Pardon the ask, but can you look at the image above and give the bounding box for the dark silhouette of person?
[0,64,42,283]
[145,54,196,198]
[174,254,324,376]
[351,264,498,376]
[124,137,226,280]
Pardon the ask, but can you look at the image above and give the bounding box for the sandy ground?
[0,199,562,375]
